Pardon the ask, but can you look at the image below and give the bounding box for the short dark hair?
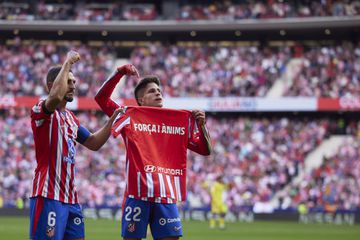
[134,76,160,105]
[46,65,72,85]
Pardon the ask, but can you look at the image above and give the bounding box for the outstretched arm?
[45,50,80,112]
[95,64,139,117]
[81,108,124,151]
[188,110,212,156]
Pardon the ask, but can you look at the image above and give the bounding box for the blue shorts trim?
[122,198,183,239]
[29,197,84,240]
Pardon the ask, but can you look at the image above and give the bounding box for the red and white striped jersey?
[95,69,212,203]
[112,106,195,203]
[30,100,80,204]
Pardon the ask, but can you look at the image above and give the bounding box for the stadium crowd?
[1,109,359,212]
[177,0,360,20]
[123,43,291,97]
[0,1,157,21]
[0,3,359,212]
[278,136,360,212]
[285,42,360,98]
[1,40,359,98]
[125,41,360,98]
[1,0,359,21]
[188,116,336,212]
[0,40,115,97]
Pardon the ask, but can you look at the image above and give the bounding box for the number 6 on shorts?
[48,211,56,227]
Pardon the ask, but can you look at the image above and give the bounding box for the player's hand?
[117,64,140,78]
[192,110,206,126]
[65,50,80,65]
[109,107,125,123]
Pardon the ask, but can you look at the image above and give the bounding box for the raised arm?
[188,110,212,156]
[95,64,139,117]
[44,50,80,112]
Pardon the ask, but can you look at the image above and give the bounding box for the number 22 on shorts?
[124,206,141,222]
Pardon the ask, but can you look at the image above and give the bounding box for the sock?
[210,218,216,228]
[219,217,225,229]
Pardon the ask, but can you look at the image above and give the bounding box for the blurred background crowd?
[0,0,359,214]
[0,108,359,212]
[1,40,359,98]
[1,0,359,21]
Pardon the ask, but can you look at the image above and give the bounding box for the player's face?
[64,72,76,102]
[139,82,163,107]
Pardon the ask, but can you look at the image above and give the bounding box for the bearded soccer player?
[30,50,121,240]
[95,64,212,240]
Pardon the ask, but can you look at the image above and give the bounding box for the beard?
[64,95,74,102]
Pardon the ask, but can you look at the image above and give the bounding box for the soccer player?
[209,176,229,230]
[95,64,212,240]
[29,50,121,240]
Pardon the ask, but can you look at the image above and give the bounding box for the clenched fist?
[66,50,80,65]
[117,64,140,78]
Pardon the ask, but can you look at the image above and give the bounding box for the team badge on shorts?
[127,222,136,232]
[46,226,55,237]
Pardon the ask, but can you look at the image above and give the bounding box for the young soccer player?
[95,64,211,240]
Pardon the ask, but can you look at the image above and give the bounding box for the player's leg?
[63,203,85,240]
[219,212,226,229]
[210,204,219,229]
[146,225,152,237]
[29,197,68,240]
[209,213,216,229]
[149,202,182,240]
[122,198,150,240]
[219,204,228,229]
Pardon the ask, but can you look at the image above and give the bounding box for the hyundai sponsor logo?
[144,165,156,173]
[144,165,183,175]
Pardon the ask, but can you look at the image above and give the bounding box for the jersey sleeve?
[111,107,130,138]
[95,70,124,117]
[187,115,212,156]
[31,100,52,122]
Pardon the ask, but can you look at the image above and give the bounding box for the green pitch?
[0,217,359,240]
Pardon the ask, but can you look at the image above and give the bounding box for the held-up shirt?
[112,106,197,203]
[95,69,211,203]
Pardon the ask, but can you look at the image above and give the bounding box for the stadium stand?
[0,40,116,97]
[1,0,359,21]
[1,40,359,98]
[0,0,359,217]
[277,136,360,211]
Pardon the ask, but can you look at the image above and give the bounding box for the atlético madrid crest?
[46,226,55,237]
[127,222,136,232]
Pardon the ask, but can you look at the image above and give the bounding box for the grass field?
[0,217,359,240]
